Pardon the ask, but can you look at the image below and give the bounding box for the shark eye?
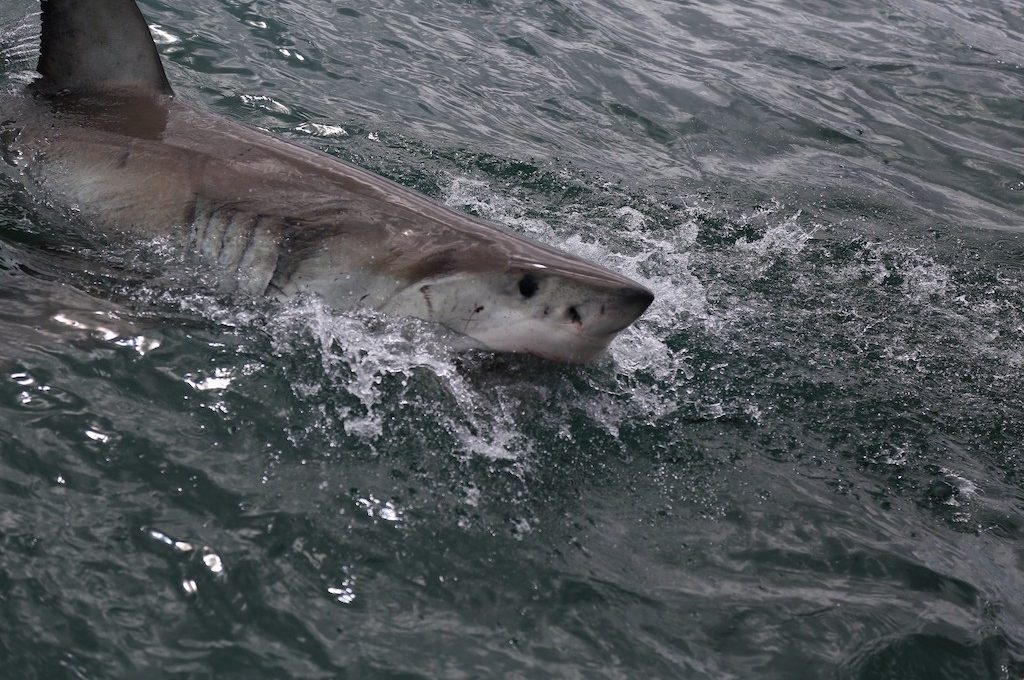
[518,274,539,299]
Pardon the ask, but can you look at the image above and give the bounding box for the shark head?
[381,247,655,362]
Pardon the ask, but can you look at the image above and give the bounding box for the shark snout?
[620,286,655,312]
[574,285,655,337]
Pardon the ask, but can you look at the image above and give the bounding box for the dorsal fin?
[37,0,173,95]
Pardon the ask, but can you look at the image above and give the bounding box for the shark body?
[1,0,653,361]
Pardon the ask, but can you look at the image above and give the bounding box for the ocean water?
[1,0,1023,677]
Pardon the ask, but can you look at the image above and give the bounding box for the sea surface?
[1,0,1023,677]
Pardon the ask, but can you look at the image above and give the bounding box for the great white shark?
[1,0,654,362]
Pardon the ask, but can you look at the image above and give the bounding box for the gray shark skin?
[1,0,654,362]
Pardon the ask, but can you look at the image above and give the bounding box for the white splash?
[147,24,180,45]
[296,122,349,138]
[735,210,816,257]
[185,367,235,392]
[240,94,292,115]
[269,296,530,459]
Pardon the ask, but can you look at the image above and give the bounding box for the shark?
[0,0,654,362]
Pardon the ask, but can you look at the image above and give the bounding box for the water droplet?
[85,429,110,443]
[202,552,224,575]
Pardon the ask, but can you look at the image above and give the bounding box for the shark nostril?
[567,306,582,324]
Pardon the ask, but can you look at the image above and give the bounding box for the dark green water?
[2,0,1024,677]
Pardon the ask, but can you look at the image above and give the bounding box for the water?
[1,0,1023,677]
